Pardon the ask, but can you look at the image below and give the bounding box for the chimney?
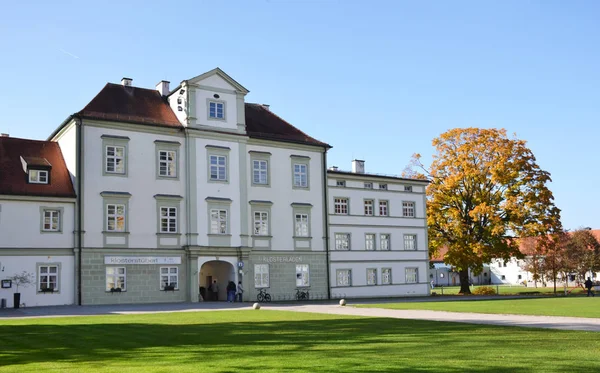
[121,77,133,86]
[262,104,270,111]
[328,166,338,171]
[0,133,8,137]
[352,159,365,174]
[156,80,170,96]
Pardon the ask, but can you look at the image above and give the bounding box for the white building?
[48,68,330,305]
[327,161,430,298]
[0,136,76,307]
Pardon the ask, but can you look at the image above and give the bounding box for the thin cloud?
[59,48,79,59]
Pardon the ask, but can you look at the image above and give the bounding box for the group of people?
[207,280,244,302]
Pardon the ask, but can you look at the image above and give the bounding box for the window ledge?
[251,235,273,239]
[207,234,232,237]
[102,231,130,235]
[293,236,312,239]
[156,232,181,236]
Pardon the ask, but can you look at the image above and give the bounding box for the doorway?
[199,260,235,301]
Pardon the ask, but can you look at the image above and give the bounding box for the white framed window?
[209,155,227,181]
[210,209,228,234]
[253,160,268,185]
[43,210,60,231]
[106,146,125,174]
[365,233,376,250]
[106,267,126,291]
[404,185,413,192]
[106,204,126,232]
[403,201,415,217]
[404,234,417,250]
[335,233,350,250]
[367,268,377,285]
[379,200,388,216]
[364,182,373,189]
[158,150,177,177]
[209,101,225,119]
[293,163,308,188]
[334,198,349,215]
[364,200,374,216]
[405,267,418,283]
[39,265,58,291]
[29,170,49,184]
[160,207,177,233]
[160,267,178,290]
[336,180,346,187]
[294,213,309,237]
[382,268,392,285]
[379,183,388,190]
[254,264,270,288]
[254,211,269,236]
[296,264,310,287]
[336,269,352,286]
[380,234,390,251]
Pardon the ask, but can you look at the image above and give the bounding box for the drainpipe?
[75,115,83,306]
[322,148,331,300]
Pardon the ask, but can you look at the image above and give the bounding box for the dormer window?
[379,183,388,190]
[209,101,225,119]
[29,170,48,184]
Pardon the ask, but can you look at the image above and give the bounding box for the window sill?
[251,235,272,238]
[251,183,270,188]
[157,175,179,180]
[106,290,127,293]
[37,290,59,294]
[207,234,232,237]
[103,172,128,177]
[293,236,312,239]
[41,230,63,234]
[156,232,181,236]
[103,231,130,235]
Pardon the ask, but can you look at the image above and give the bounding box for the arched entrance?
[199,260,236,301]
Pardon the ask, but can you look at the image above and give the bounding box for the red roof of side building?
[78,83,183,128]
[0,137,76,198]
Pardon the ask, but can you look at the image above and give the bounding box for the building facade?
[327,161,430,298]
[0,137,76,307]
[1,68,430,306]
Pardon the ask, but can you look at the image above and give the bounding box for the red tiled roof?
[71,84,329,148]
[245,103,330,148]
[78,83,182,128]
[0,137,76,198]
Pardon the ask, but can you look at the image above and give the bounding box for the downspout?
[75,115,83,306]
[322,148,331,300]
[184,127,192,300]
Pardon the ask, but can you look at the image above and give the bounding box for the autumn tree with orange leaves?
[405,128,562,294]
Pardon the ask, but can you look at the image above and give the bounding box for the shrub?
[472,286,496,295]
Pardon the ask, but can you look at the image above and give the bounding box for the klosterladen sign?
[104,256,181,265]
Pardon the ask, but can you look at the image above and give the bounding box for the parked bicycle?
[257,288,272,302]
[295,288,309,301]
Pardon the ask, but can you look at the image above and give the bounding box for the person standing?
[226,281,236,302]
[584,277,595,297]
[236,281,244,302]
[210,280,219,301]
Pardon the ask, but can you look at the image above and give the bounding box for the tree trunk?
[458,269,471,294]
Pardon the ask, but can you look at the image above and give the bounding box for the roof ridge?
[0,136,55,144]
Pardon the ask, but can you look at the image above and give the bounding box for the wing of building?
[0,136,76,307]
[2,67,431,307]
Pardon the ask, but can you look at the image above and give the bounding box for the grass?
[1,310,599,372]
[431,285,586,296]
[356,297,600,318]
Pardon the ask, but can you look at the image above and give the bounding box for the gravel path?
[1,301,598,332]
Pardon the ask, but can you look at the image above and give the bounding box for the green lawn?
[432,285,586,296]
[1,310,599,372]
[356,297,600,318]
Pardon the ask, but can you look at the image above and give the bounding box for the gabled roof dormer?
[169,68,250,133]
[21,156,52,184]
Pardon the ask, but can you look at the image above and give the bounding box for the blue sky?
[1,1,598,230]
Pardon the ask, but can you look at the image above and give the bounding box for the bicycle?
[295,288,310,301]
[256,288,272,302]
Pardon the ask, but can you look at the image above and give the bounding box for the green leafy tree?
[406,128,562,294]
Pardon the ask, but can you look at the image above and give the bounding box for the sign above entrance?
[104,256,181,265]
[259,256,303,263]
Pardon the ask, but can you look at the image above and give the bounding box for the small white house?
[0,136,76,308]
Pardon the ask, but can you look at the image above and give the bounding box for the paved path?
[1,301,598,332]
[265,304,600,332]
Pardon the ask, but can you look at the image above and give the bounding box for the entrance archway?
[199,260,236,301]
